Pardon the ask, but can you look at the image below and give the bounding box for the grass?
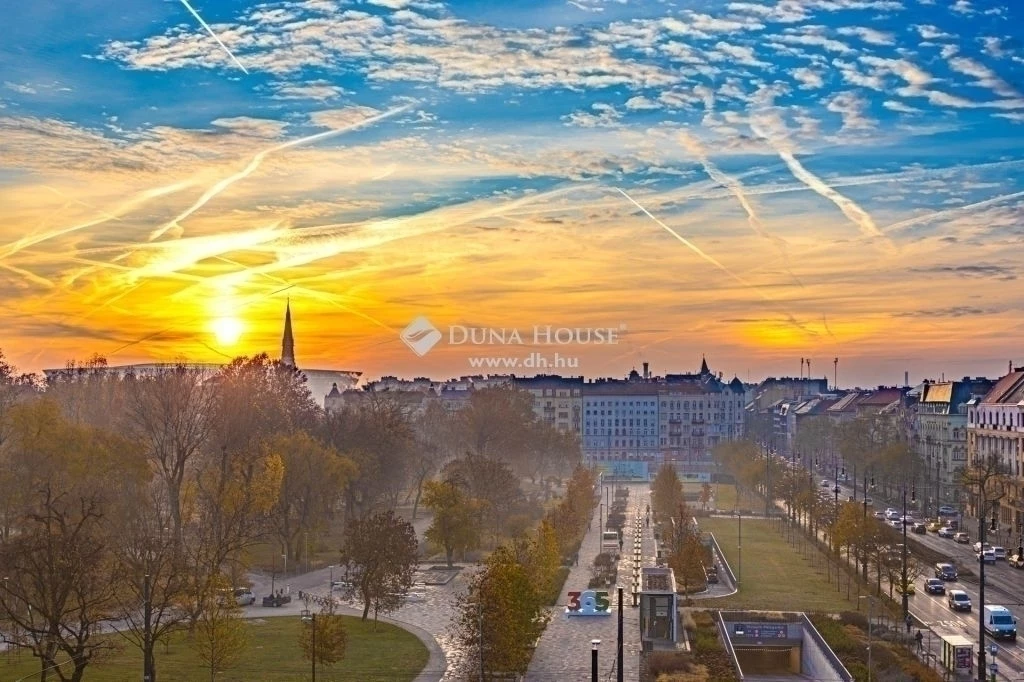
[700,517,854,613]
[0,615,429,682]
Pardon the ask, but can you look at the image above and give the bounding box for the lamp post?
[978,506,998,682]
[901,483,915,618]
[329,565,334,597]
[591,639,601,682]
[860,595,874,682]
[764,443,770,518]
[301,611,317,682]
[736,509,742,588]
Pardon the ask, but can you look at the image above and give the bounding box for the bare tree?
[123,365,217,543]
[339,511,419,624]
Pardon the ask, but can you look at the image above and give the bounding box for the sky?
[1,0,1023,388]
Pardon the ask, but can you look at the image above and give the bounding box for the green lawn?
[701,517,854,613]
[0,615,429,682]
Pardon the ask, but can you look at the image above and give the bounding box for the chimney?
[904,371,909,387]
[643,361,649,379]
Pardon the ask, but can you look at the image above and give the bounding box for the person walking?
[915,630,923,653]
[905,613,913,633]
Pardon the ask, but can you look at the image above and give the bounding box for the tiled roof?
[827,393,861,412]
[859,388,904,406]
[980,370,1024,405]
[921,383,953,404]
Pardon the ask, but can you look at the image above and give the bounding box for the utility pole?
[901,484,914,618]
[617,587,624,682]
[478,598,485,682]
[142,573,154,682]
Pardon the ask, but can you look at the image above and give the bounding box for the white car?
[993,546,1007,561]
[974,541,992,553]
[233,588,256,606]
[821,479,830,488]
[978,549,996,565]
[938,527,955,538]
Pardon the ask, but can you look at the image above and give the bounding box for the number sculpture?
[565,590,612,617]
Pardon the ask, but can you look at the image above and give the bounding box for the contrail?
[148,103,412,241]
[751,120,886,241]
[178,0,249,74]
[615,187,818,336]
[0,181,192,261]
[678,132,783,245]
[881,189,1024,234]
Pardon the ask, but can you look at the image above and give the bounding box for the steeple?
[700,355,710,376]
[281,300,296,369]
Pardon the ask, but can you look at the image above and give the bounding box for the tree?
[409,401,456,519]
[423,479,480,568]
[699,482,713,511]
[339,510,419,624]
[298,601,348,671]
[192,582,247,682]
[451,544,550,679]
[0,399,141,682]
[267,432,355,562]
[651,464,683,522]
[455,386,537,466]
[442,453,524,542]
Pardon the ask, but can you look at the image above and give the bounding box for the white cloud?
[912,24,954,40]
[211,117,288,138]
[947,55,1021,98]
[4,81,37,95]
[624,96,661,110]
[366,0,414,8]
[950,0,974,14]
[837,26,895,46]
[792,67,825,89]
[883,100,921,113]
[266,80,349,101]
[711,41,770,67]
[980,37,1006,58]
[309,106,383,129]
[562,102,622,128]
[993,112,1024,123]
[826,91,877,131]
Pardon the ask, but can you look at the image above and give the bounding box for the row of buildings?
[331,358,749,480]
[763,367,1024,542]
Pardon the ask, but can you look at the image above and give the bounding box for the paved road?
[526,482,654,681]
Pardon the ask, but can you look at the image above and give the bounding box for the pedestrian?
[905,614,912,633]
[915,630,923,652]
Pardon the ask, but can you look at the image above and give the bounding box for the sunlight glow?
[211,316,243,346]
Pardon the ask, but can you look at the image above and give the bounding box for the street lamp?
[978,507,998,682]
[736,509,742,588]
[329,565,335,596]
[901,483,915,618]
[301,610,317,682]
[591,639,601,682]
[860,595,874,682]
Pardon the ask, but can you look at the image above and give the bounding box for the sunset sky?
[1,0,1022,387]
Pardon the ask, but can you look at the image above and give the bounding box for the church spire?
[281,299,296,369]
[700,355,710,375]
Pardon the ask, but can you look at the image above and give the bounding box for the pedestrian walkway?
[527,483,654,681]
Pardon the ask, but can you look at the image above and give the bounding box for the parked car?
[234,588,256,606]
[925,578,946,594]
[954,532,970,544]
[993,546,1007,560]
[978,549,996,564]
[935,563,958,581]
[948,590,972,611]
[912,523,927,534]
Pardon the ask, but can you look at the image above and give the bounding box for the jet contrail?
[678,132,783,245]
[178,0,249,74]
[881,189,1024,234]
[751,119,887,242]
[148,103,412,241]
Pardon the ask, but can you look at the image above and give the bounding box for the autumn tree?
[452,544,550,679]
[298,600,348,673]
[267,431,355,562]
[423,479,480,568]
[455,386,537,472]
[699,482,713,511]
[192,578,247,682]
[409,401,457,519]
[651,464,684,522]
[0,399,143,682]
[443,453,525,541]
[339,510,419,623]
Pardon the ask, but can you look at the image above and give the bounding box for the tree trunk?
[445,546,454,569]
[361,599,371,621]
[412,475,425,520]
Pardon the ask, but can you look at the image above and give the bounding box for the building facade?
[513,375,583,433]
[966,368,1024,543]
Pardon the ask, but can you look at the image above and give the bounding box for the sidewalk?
[526,483,653,681]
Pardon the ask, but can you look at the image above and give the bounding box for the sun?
[211,316,243,346]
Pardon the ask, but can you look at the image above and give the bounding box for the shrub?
[646,651,694,677]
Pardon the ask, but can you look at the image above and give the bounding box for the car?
[978,549,996,564]
[949,590,972,611]
[954,532,970,544]
[1010,553,1024,569]
[863,497,873,506]
[935,563,958,581]
[927,521,943,532]
[912,523,927,534]
[821,479,830,487]
[925,578,946,594]
[874,510,886,519]
[974,541,992,553]
[993,546,1007,560]
[938,505,957,516]
[234,588,256,606]
[895,579,916,596]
